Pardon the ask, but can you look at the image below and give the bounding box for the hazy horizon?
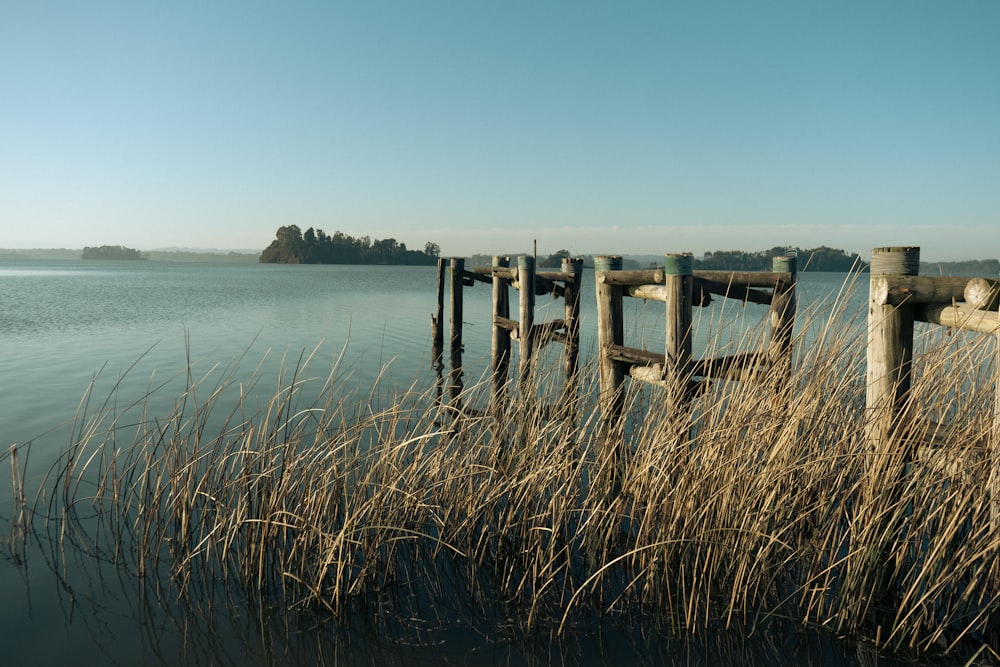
[3,241,997,265]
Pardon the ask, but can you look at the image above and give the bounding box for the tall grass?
[4,288,1000,661]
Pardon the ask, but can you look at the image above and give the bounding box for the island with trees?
[260,225,439,265]
[81,245,146,260]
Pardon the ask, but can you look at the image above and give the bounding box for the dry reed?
[4,285,1000,662]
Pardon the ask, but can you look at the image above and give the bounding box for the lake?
[0,259,958,666]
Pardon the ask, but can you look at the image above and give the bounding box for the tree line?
[698,246,865,271]
[471,246,866,272]
[260,226,439,265]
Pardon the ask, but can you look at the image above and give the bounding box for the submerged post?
[595,256,625,423]
[517,254,536,390]
[664,253,694,410]
[449,257,465,405]
[491,256,511,408]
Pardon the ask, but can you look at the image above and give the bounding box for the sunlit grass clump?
[5,296,1000,660]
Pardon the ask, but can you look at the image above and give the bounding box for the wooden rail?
[594,253,798,426]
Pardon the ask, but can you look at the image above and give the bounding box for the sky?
[1,1,998,262]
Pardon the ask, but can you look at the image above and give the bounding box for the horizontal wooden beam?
[696,278,774,306]
[494,315,518,332]
[597,269,665,286]
[915,303,999,334]
[606,343,664,367]
[695,270,793,288]
[872,276,970,306]
[599,268,792,290]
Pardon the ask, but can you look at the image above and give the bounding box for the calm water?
[1,260,955,666]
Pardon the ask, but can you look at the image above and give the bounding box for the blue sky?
[2,1,998,261]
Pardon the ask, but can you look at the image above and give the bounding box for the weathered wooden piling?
[491,256,511,407]
[449,257,465,404]
[768,254,798,407]
[433,257,446,349]
[561,257,584,383]
[769,254,797,362]
[517,255,536,390]
[595,256,625,423]
[993,311,1000,535]
[865,247,920,459]
[663,253,694,409]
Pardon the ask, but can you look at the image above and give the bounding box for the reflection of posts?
[517,255,535,391]
[449,257,465,407]
[431,339,444,426]
[491,256,511,412]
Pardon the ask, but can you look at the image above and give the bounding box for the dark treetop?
[260,225,439,265]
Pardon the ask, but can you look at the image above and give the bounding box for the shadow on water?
[2,529,950,667]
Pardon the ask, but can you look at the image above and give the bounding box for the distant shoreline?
[2,247,997,275]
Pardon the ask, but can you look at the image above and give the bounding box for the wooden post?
[595,255,625,423]
[517,254,536,390]
[664,253,694,410]
[865,247,920,457]
[769,254,798,393]
[491,256,511,409]
[433,257,446,348]
[991,274,1000,536]
[863,246,920,598]
[449,257,465,406]
[562,257,584,383]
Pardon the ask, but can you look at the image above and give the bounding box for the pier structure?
[432,255,584,419]
[593,252,797,432]
[864,246,1000,525]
